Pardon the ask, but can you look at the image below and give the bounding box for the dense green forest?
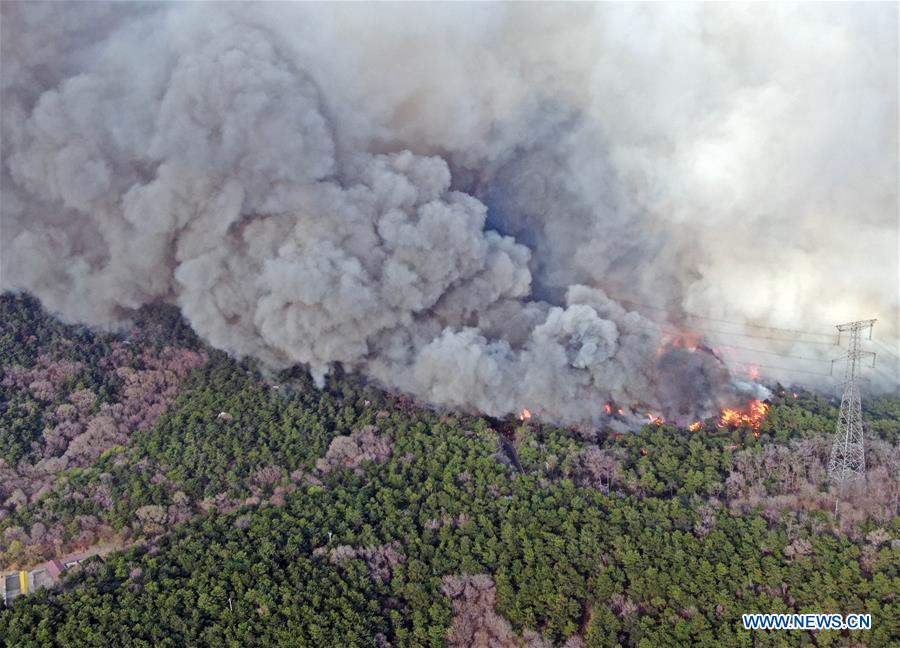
[0,293,897,647]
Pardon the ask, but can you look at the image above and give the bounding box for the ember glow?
[646,413,665,426]
[658,331,701,355]
[603,403,625,416]
[717,400,769,434]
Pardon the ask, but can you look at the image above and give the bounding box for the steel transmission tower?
[828,319,876,484]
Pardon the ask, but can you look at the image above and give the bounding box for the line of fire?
[514,330,784,439]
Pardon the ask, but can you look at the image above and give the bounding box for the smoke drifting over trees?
[2,3,897,425]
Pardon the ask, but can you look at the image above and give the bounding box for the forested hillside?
[0,293,897,647]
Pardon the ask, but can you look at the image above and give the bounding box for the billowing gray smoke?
[2,3,897,425]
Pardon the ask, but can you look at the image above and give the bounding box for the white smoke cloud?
[2,2,897,425]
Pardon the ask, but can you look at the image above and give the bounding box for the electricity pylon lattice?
[828,319,876,484]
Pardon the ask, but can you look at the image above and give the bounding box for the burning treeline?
[1,3,897,429]
[520,332,774,432]
[520,397,770,434]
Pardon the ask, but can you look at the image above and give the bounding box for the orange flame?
[646,413,665,426]
[519,408,532,422]
[688,421,703,432]
[604,403,613,415]
[718,400,769,433]
[658,331,701,356]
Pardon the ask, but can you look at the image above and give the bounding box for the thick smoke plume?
[2,3,897,426]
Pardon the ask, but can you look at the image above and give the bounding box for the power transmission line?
[713,343,830,363]
[659,323,838,346]
[728,361,832,377]
[683,317,835,338]
[598,291,890,385]
[872,340,900,361]
[606,293,837,338]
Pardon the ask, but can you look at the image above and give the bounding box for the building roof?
[46,560,64,579]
